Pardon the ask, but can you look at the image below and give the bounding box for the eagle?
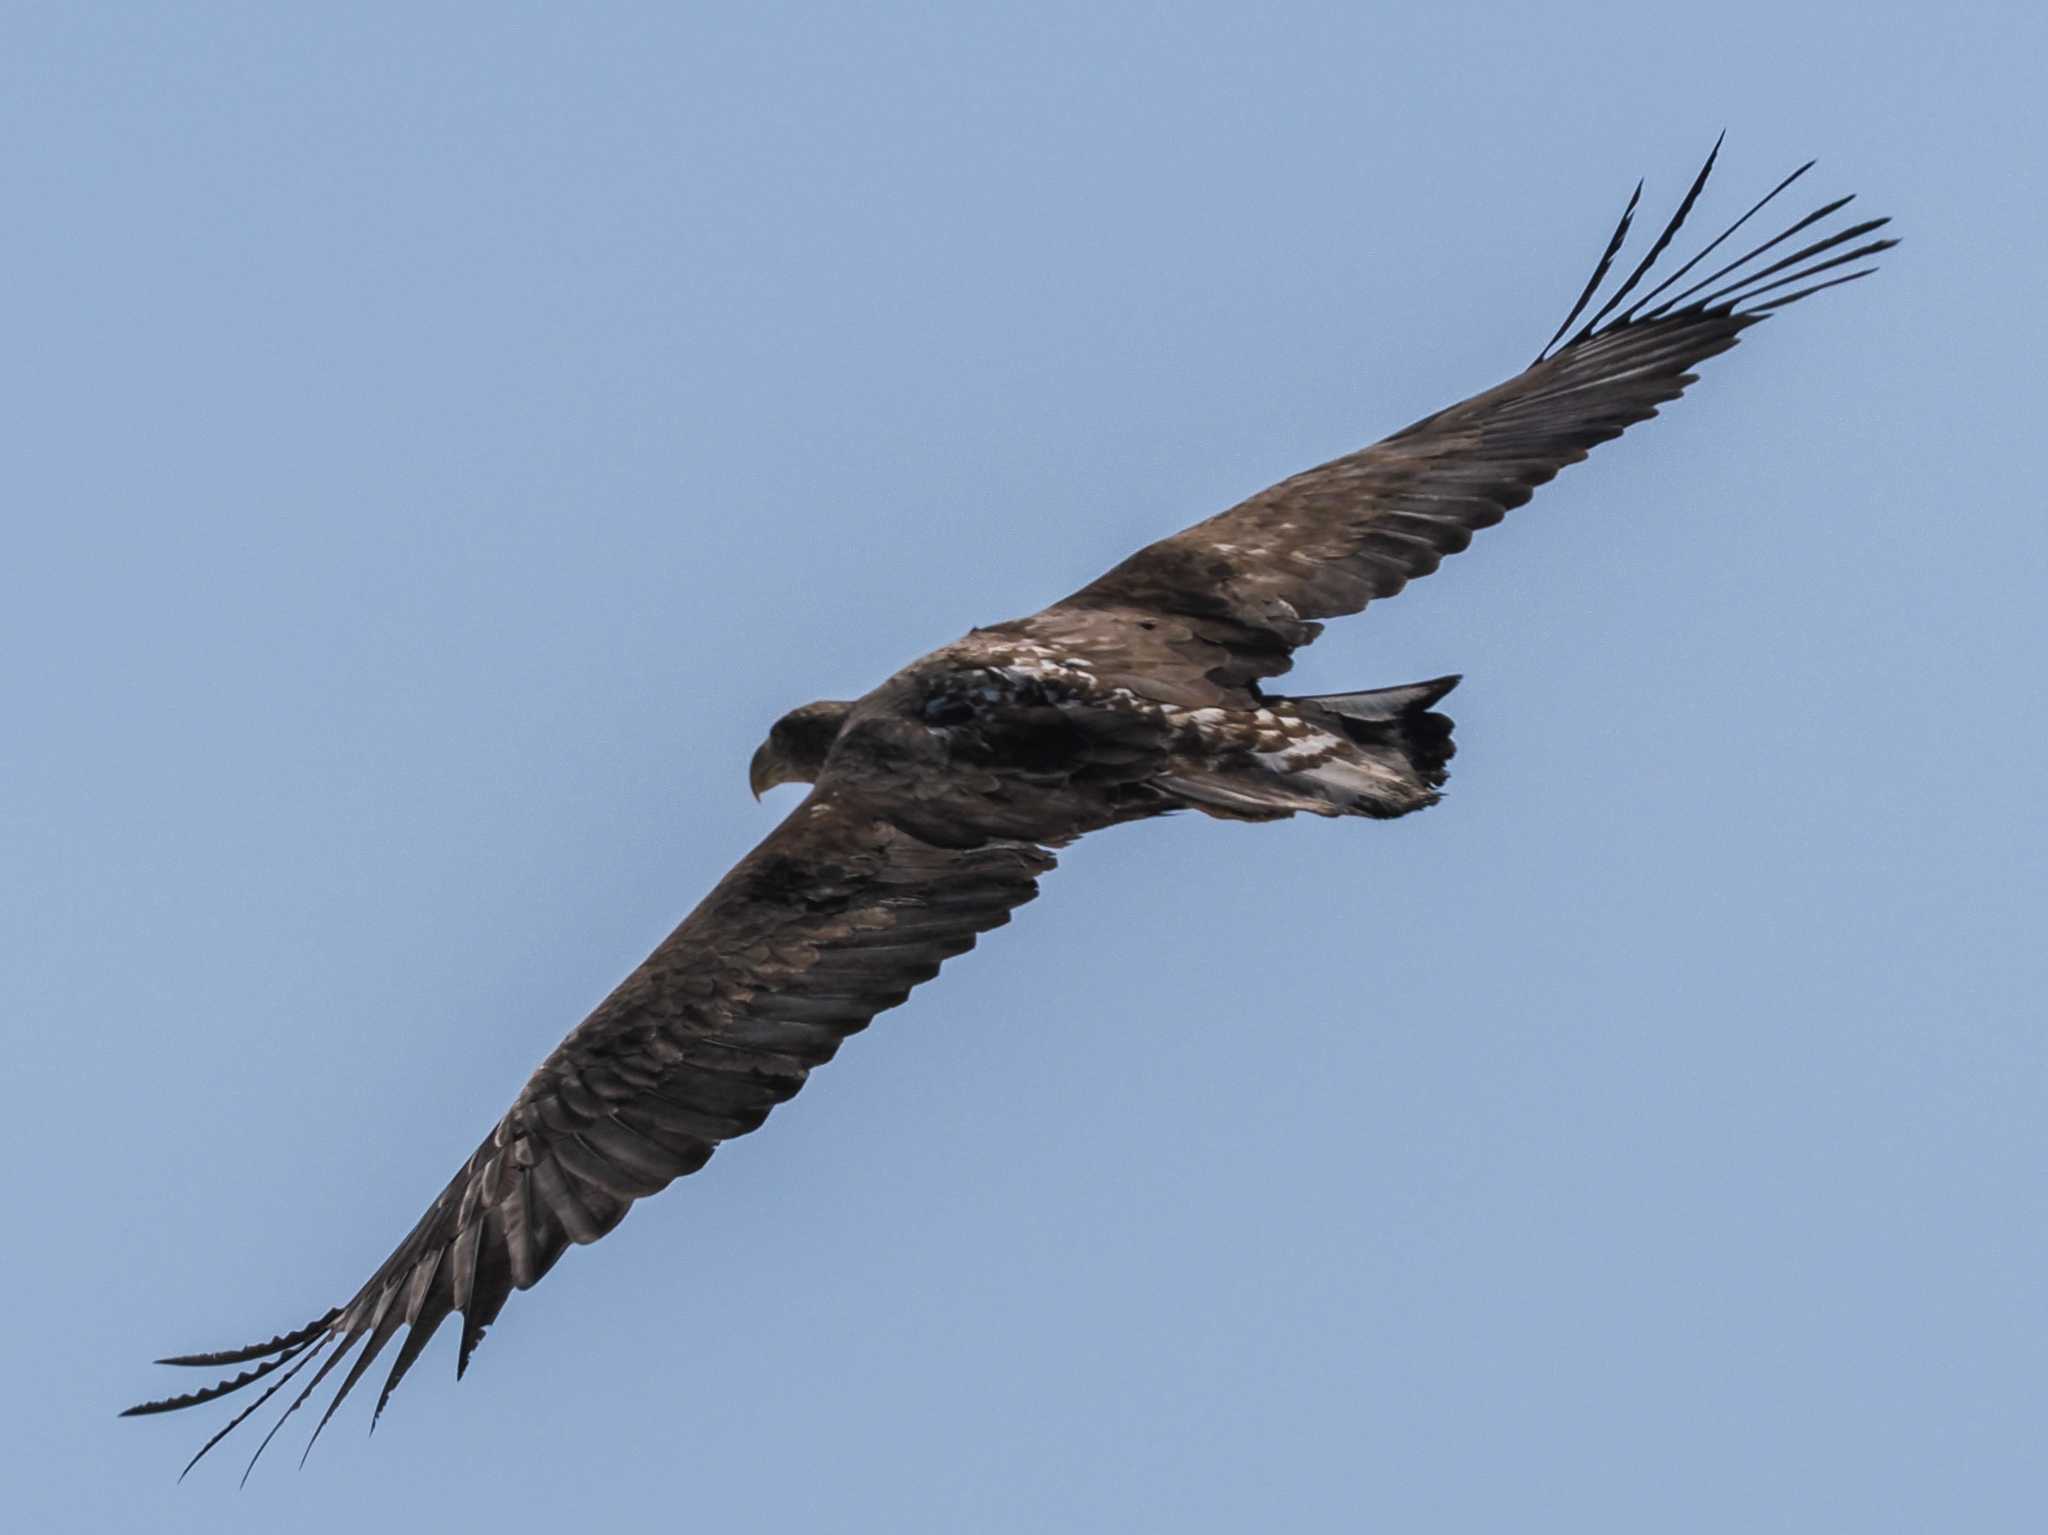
[127,141,1892,1478]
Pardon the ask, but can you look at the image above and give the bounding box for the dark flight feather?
[1637,194,1857,319]
[121,1338,319,1418]
[1696,222,1895,308]
[1537,179,1643,360]
[150,1311,339,1370]
[175,1337,329,1482]
[1616,159,1815,323]
[1740,265,1880,314]
[1572,131,1723,345]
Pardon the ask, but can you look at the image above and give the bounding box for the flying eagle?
[128,142,1892,1478]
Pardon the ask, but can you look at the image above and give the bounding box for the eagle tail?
[1286,674,1460,808]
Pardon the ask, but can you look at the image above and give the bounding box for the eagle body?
[128,143,1894,1478]
[777,613,1461,851]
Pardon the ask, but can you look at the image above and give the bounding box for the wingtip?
[1557,149,1893,340]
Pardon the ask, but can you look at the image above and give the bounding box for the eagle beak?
[748,742,781,802]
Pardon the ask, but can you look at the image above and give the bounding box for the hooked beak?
[748,742,783,802]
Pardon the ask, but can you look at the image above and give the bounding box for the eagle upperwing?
[1053,145,1893,685]
[126,789,1055,1478]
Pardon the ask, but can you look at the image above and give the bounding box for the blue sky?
[4,3,2043,1530]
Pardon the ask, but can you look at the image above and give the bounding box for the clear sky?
[4,3,2042,1530]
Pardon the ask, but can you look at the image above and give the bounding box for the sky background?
[4,3,2043,1530]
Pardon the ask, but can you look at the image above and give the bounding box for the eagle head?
[750,700,854,799]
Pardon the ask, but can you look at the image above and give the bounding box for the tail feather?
[1291,674,1460,723]
[1289,674,1459,796]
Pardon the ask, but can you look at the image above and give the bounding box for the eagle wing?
[126,790,1054,1477]
[1056,146,1893,686]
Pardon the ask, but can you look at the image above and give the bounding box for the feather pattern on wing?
[1057,147,1893,685]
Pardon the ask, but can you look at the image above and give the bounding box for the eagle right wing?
[126,790,1054,1479]
[1058,144,1894,685]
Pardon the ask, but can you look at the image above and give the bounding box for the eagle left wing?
[1056,145,1893,684]
[126,790,1053,1478]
